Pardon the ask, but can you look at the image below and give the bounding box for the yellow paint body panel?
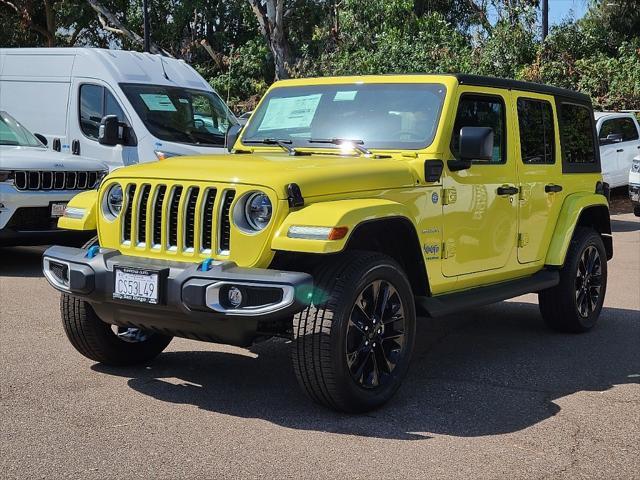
[81,74,608,297]
[272,198,416,254]
[545,193,609,266]
[57,190,98,231]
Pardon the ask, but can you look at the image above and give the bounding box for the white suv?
[0,111,107,246]
[595,112,640,188]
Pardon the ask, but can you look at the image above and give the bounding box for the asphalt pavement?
[1,213,638,479]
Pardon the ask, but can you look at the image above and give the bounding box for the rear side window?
[451,95,506,164]
[559,103,596,166]
[599,117,639,143]
[517,98,555,164]
[79,84,128,140]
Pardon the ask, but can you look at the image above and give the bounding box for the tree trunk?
[247,0,292,80]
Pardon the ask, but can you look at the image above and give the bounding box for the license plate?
[51,202,67,218]
[113,267,159,304]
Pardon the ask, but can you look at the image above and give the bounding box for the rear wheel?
[292,252,416,412]
[539,227,607,333]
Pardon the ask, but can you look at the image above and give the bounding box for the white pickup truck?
[0,111,107,246]
[595,112,640,188]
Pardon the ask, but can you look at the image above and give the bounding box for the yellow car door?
[512,92,565,264]
[441,87,518,277]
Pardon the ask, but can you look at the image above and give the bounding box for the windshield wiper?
[243,138,301,155]
[308,138,372,156]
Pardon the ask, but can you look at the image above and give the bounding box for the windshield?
[242,83,447,150]
[0,111,44,147]
[120,84,237,146]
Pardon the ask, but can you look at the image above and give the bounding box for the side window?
[79,84,103,139]
[559,103,596,165]
[517,98,555,164]
[79,84,128,140]
[599,118,639,143]
[452,95,505,164]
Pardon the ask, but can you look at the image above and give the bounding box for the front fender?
[271,198,416,254]
[545,192,610,266]
[57,190,98,231]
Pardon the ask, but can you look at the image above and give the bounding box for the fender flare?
[271,198,418,254]
[57,190,98,231]
[545,192,611,266]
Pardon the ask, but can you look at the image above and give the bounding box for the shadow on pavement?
[611,218,639,233]
[0,246,47,278]
[93,301,640,440]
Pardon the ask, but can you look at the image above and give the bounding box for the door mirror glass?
[99,115,122,146]
[226,124,242,152]
[33,133,48,147]
[459,126,494,161]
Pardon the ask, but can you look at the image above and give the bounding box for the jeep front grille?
[12,170,104,191]
[120,182,236,255]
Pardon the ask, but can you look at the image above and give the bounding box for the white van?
[0,48,238,170]
[595,111,640,188]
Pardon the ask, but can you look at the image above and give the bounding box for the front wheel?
[60,294,172,366]
[292,252,416,413]
[539,227,608,333]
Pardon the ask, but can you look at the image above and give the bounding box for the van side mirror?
[226,124,243,152]
[34,133,48,147]
[99,115,123,146]
[448,126,494,172]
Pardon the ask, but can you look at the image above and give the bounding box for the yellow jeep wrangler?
[43,74,612,412]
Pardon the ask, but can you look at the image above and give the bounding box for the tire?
[634,205,640,217]
[292,251,416,413]
[539,227,608,333]
[61,236,172,366]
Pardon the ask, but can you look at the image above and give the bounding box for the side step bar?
[416,270,559,318]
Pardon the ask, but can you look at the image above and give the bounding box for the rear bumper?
[42,246,313,346]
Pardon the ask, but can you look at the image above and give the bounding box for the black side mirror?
[448,126,494,171]
[99,115,122,146]
[34,133,48,146]
[226,124,243,152]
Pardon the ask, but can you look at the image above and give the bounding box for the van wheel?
[292,252,416,413]
[539,227,607,333]
[60,294,172,366]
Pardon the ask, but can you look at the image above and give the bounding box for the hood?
[0,146,108,171]
[108,152,418,199]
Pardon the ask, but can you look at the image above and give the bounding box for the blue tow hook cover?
[86,245,100,259]
[200,258,213,271]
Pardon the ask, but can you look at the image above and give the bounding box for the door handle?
[71,139,80,155]
[616,148,624,153]
[497,185,519,196]
[545,184,563,193]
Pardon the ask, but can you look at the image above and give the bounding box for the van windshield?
[242,83,447,150]
[120,84,237,147]
[0,111,44,148]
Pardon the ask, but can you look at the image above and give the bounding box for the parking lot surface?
[1,213,638,479]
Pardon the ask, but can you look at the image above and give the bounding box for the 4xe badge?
[431,192,439,204]
[423,243,440,259]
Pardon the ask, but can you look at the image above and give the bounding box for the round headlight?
[244,192,272,231]
[105,184,123,217]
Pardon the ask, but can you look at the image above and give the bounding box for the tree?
[0,0,58,46]
[247,0,292,79]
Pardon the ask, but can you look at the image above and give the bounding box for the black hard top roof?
[454,74,591,104]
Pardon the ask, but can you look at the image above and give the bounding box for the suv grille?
[119,183,236,255]
[12,170,104,191]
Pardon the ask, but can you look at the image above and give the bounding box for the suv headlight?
[235,191,272,232]
[103,183,124,218]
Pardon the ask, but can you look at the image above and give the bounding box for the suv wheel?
[60,235,172,365]
[292,252,416,412]
[539,227,608,333]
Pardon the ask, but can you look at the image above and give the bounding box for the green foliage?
[1,0,638,110]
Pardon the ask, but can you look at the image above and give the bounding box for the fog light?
[227,286,243,308]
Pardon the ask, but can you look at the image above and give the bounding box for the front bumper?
[42,246,313,346]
